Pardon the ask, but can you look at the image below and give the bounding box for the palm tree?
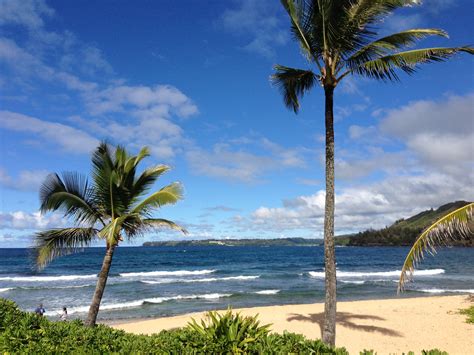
[271,0,473,346]
[35,142,186,326]
[398,203,473,292]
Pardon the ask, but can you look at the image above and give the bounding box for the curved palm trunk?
[321,85,337,346]
[84,243,116,327]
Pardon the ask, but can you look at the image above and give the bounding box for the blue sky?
[0,0,473,247]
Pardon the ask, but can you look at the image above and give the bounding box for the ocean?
[0,246,472,322]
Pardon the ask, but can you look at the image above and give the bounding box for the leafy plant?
[459,305,474,324]
[187,309,271,353]
[0,299,350,354]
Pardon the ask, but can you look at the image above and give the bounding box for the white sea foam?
[0,287,13,293]
[119,269,216,278]
[0,274,97,282]
[308,269,445,278]
[418,288,474,294]
[340,280,365,285]
[255,289,280,295]
[141,275,259,285]
[66,293,232,314]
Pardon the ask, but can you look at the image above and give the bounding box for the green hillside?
[346,201,472,246]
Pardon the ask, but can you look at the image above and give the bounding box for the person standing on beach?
[34,303,45,316]
[59,307,68,321]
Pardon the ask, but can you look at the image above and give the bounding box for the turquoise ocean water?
[0,246,472,322]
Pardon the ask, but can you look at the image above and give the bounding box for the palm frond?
[354,46,474,81]
[40,172,101,225]
[271,65,317,113]
[143,218,188,234]
[131,182,184,214]
[132,165,170,200]
[98,215,128,244]
[281,0,316,61]
[35,227,98,270]
[347,29,448,65]
[398,203,474,292]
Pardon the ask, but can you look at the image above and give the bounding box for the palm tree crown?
[35,142,186,325]
[272,0,473,111]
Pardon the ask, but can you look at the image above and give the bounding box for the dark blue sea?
[0,246,472,322]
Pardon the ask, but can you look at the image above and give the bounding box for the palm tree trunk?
[321,85,337,346]
[84,243,116,327]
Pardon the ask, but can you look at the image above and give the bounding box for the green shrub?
[459,305,474,324]
[187,309,271,353]
[0,299,449,354]
[0,298,346,354]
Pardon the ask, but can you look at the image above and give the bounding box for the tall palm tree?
[271,0,473,346]
[398,203,473,292]
[35,142,186,326]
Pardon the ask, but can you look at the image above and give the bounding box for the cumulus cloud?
[0,168,49,191]
[235,172,473,235]
[186,138,307,182]
[0,111,99,153]
[220,0,288,58]
[0,211,66,230]
[0,0,53,29]
[380,93,474,172]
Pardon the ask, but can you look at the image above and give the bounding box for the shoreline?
[112,295,473,354]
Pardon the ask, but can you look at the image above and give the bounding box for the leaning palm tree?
[35,142,186,326]
[398,203,473,293]
[272,0,473,345]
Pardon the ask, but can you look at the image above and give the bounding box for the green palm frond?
[354,46,474,80]
[143,218,188,234]
[98,215,129,244]
[347,29,448,65]
[131,182,184,214]
[132,165,170,200]
[35,227,98,269]
[40,172,101,225]
[398,203,474,292]
[281,0,319,61]
[271,65,317,113]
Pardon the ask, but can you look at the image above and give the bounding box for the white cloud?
[0,168,49,191]
[220,0,288,58]
[85,84,198,118]
[0,211,66,230]
[380,93,474,171]
[0,0,53,29]
[186,138,307,182]
[0,111,99,153]
[235,171,473,235]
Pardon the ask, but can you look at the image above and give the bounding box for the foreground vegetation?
[460,305,474,324]
[0,299,346,354]
[0,299,449,354]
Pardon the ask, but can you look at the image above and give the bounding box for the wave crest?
[141,275,259,285]
[308,269,445,278]
[66,293,232,314]
[119,270,216,278]
[0,274,97,282]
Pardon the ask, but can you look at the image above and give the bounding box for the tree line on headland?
[143,201,473,248]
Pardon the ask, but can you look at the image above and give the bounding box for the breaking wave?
[119,270,216,278]
[66,293,232,314]
[0,274,97,282]
[141,275,259,285]
[308,269,445,278]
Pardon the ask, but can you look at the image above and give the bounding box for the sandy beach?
[113,295,473,354]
